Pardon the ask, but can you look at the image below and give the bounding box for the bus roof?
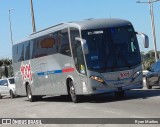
[15,18,132,45]
[69,18,131,30]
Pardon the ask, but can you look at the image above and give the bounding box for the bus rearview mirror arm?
[136,32,149,48]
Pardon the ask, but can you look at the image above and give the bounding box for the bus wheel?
[114,91,125,97]
[27,85,35,102]
[69,80,79,103]
[9,90,15,99]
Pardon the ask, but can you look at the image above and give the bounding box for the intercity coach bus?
[12,18,149,103]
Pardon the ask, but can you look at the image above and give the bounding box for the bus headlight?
[90,76,104,83]
[133,70,142,79]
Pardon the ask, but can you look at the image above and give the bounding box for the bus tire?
[27,85,35,102]
[114,91,125,97]
[69,80,79,103]
[9,90,15,99]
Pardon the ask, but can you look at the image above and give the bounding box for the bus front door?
[75,40,88,94]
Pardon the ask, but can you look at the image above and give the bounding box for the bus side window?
[58,28,71,56]
[12,45,18,63]
[70,27,80,58]
[47,33,58,55]
[75,41,86,75]
[32,39,39,58]
[17,43,24,62]
[30,40,34,59]
[24,41,30,61]
[37,34,57,57]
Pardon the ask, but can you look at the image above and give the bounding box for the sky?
[0,0,160,59]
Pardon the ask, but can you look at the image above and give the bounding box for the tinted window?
[30,40,35,59]
[58,28,71,56]
[70,27,80,58]
[17,43,24,62]
[31,39,39,58]
[24,41,30,61]
[82,25,141,72]
[12,45,18,63]
[47,33,58,55]
[38,34,57,56]
[31,33,58,58]
[75,41,86,75]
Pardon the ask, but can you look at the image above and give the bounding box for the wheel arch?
[66,75,74,95]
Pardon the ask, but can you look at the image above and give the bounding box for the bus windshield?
[82,25,141,72]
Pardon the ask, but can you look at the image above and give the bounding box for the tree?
[0,58,13,78]
[141,50,159,70]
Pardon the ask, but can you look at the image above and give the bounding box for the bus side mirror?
[137,32,149,48]
[75,38,89,55]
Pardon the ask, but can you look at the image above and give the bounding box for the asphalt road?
[0,79,160,127]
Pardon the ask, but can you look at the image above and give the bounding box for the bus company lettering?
[20,61,33,84]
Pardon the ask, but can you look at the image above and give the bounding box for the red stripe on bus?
[62,68,75,73]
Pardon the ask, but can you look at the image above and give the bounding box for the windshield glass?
[9,78,15,84]
[82,25,141,72]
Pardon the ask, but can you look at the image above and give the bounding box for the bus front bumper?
[86,81,143,95]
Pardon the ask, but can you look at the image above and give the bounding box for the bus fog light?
[90,76,104,83]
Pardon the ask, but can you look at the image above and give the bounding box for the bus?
[12,18,149,103]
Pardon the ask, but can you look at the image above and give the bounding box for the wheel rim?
[69,81,77,100]
[70,85,75,97]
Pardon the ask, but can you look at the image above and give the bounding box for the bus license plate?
[114,83,124,87]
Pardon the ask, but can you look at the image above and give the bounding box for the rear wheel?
[69,80,80,103]
[27,85,35,102]
[9,90,15,99]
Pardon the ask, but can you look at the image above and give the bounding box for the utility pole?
[137,0,160,62]
[9,8,14,45]
[30,0,36,33]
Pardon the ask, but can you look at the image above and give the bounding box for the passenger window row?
[13,28,71,63]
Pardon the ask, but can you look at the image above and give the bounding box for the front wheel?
[69,80,80,103]
[10,90,15,99]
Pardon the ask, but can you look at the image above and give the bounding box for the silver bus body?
[12,19,144,102]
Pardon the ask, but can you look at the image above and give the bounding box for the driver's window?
[75,41,86,75]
